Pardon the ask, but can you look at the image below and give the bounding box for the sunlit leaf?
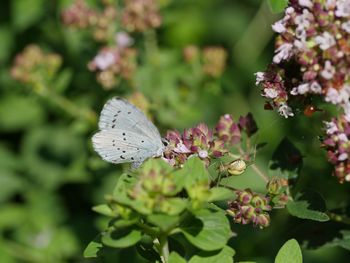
[275,239,302,263]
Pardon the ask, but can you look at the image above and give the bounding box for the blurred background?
[1,0,350,262]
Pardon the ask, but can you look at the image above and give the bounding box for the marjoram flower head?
[256,0,350,119]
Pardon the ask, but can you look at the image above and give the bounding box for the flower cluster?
[183,45,228,78]
[163,113,258,167]
[10,45,62,88]
[88,44,137,89]
[323,114,350,183]
[122,0,162,32]
[226,189,272,228]
[256,0,350,118]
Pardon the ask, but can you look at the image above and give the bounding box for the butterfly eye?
[162,138,169,147]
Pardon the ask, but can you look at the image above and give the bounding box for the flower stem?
[251,163,269,183]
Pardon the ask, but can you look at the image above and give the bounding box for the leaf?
[173,157,209,190]
[325,230,350,251]
[0,95,45,131]
[84,235,103,258]
[180,208,231,251]
[268,0,288,14]
[287,191,329,222]
[169,251,187,263]
[54,69,73,93]
[101,227,142,248]
[12,0,46,31]
[275,239,302,263]
[0,25,14,63]
[189,246,235,263]
[208,187,236,202]
[269,138,303,179]
[92,204,115,217]
[147,214,180,232]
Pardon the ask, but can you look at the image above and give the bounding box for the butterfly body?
[92,97,164,167]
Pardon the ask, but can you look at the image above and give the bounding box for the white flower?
[315,32,336,50]
[255,72,265,85]
[293,39,308,50]
[198,150,208,159]
[342,21,350,33]
[326,0,337,8]
[325,121,338,135]
[174,142,191,154]
[338,133,349,141]
[310,81,322,94]
[343,103,350,122]
[278,103,294,118]
[338,152,348,161]
[272,19,286,33]
[263,88,278,99]
[336,0,350,17]
[325,87,341,104]
[321,61,335,80]
[93,51,116,70]
[115,32,134,48]
[299,0,313,8]
[273,43,293,64]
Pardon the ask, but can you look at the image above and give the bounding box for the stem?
[144,29,159,64]
[35,86,97,125]
[158,235,169,263]
[251,163,269,183]
[327,212,350,225]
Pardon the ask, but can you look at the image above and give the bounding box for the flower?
[257,0,350,118]
[322,115,350,183]
[115,32,134,48]
[227,189,272,228]
[122,0,162,32]
[202,47,227,77]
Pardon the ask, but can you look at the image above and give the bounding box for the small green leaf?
[189,246,235,263]
[325,230,350,251]
[269,138,303,179]
[12,0,45,31]
[275,239,302,263]
[83,235,103,258]
[208,187,236,202]
[101,227,142,248]
[147,214,180,231]
[180,208,231,251]
[169,251,187,263]
[287,191,329,222]
[268,0,288,14]
[92,204,115,217]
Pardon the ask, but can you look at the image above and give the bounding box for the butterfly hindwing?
[92,129,157,164]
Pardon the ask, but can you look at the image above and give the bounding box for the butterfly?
[92,97,166,168]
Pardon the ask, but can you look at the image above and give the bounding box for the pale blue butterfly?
[92,97,166,168]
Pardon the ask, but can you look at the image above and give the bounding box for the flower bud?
[227,159,247,175]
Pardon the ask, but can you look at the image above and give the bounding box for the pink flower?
[321,61,335,80]
[315,32,336,50]
[273,43,293,64]
[115,32,134,48]
[93,50,116,70]
[335,0,350,17]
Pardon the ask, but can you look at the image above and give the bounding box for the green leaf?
[54,69,73,93]
[287,191,329,222]
[180,208,231,251]
[147,214,180,232]
[173,157,209,190]
[269,138,303,179]
[208,187,236,202]
[92,204,115,217]
[275,239,302,263]
[325,230,350,251]
[0,95,45,131]
[267,0,288,14]
[169,251,187,263]
[101,227,142,248]
[189,246,235,263]
[12,0,46,31]
[84,235,103,258]
[0,25,14,63]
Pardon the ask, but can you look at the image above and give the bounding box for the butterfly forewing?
[98,98,162,146]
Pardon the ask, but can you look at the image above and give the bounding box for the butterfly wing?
[92,129,159,164]
[98,97,162,146]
